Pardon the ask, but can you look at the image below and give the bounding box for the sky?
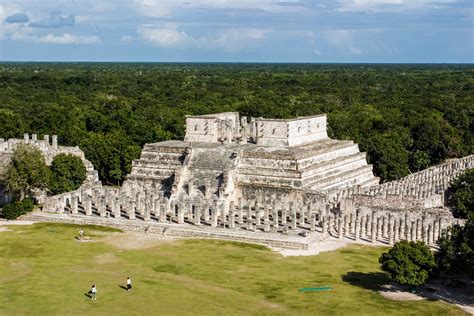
[0,0,473,63]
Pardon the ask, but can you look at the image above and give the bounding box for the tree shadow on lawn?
[341,271,390,291]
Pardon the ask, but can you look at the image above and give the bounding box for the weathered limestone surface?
[34,112,472,249]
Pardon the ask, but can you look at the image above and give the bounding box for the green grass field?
[0,223,466,315]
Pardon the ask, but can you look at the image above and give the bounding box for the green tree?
[2,197,34,220]
[4,144,51,199]
[49,154,87,195]
[435,222,474,278]
[379,240,436,291]
[448,169,474,220]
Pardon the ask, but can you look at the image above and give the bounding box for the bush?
[379,240,436,291]
[2,198,34,220]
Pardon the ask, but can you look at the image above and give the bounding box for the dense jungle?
[0,63,472,184]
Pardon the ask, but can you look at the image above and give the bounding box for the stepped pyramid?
[124,112,379,206]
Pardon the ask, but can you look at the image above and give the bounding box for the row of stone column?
[321,212,445,245]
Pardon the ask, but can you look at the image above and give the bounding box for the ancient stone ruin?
[11,113,474,249]
[0,134,99,205]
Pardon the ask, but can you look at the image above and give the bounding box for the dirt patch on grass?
[0,262,32,282]
[379,284,424,301]
[94,253,118,264]
[0,227,12,232]
[103,232,180,250]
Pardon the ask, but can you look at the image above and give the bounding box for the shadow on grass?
[84,292,92,299]
[119,285,128,291]
[341,271,390,291]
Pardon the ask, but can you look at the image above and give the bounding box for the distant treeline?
[0,63,472,184]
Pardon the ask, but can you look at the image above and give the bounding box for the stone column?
[177,205,184,224]
[254,208,261,226]
[354,215,360,241]
[299,203,306,226]
[144,202,151,222]
[427,225,432,245]
[311,213,316,232]
[160,204,166,223]
[344,215,350,237]
[52,135,58,149]
[388,217,394,245]
[337,217,343,239]
[129,200,136,220]
[291,210,297,230]
[273,208,279,228]
[238,198,244,224]
[411,221,416,241]
[71,195,78,214]
[371,219,377,242]
[263,216,270,232]
[219,203,225,227]
[281,209,287,225]
[154,199,160,218]
[99,196,107,217]
[433,219,439,242]
[85,195,92,216]
[194,206,201,226]
[383,216,388,238]
[229,209,235,229]
[400,216,405,240]
[112,197,120,218]
[416,219,422,241]
[377,217,382,240]
[322,216,327,235]
[211,208,218,227]
[422,224,428,243]
[360,215,366,239]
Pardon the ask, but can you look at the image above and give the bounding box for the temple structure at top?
[124,112,379,209]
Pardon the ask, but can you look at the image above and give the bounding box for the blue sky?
[0,0,472,62]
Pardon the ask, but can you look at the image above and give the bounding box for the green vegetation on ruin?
[0,223,467,315]
[0,63,472,184]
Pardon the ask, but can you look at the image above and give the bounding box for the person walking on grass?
[91,284,97,300]
[127,277,132,291]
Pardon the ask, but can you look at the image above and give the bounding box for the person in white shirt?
[91,284,97,300]
[127,277,132,291]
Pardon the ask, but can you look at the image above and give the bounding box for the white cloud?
[120,35,133,43]
[138,25,270,51]
[11,31,101,44]
[37,33,100,44]
[134,0,304,17]
[138,26,192,47]
[337,0,457,12]
[319,29,364,55]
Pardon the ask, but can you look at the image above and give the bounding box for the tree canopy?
[448,169,474,220]
[4,144,51,199]
[49,153,87,195]
[435,222,474,278]
[379,240,436,290]
[0,63,472,184]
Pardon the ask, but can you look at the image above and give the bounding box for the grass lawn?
[0,223,467,315]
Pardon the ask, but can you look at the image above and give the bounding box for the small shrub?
[2,198,34,220]
[379,240,435,291]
